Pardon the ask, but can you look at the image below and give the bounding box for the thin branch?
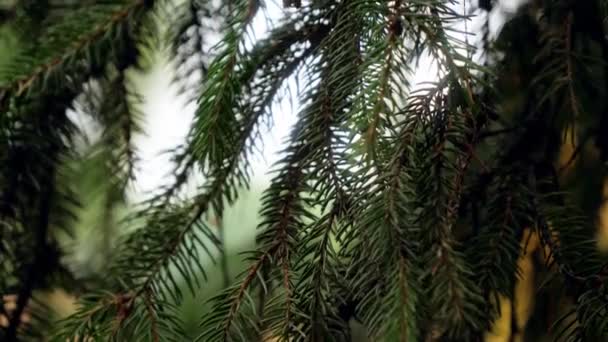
[143,291,160,342]
[557,131,593,175]
[222,252,270,339]
[364,0,402,160]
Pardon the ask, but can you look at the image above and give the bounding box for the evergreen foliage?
[2,0,608,341]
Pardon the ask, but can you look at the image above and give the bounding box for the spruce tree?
[2,0,608,341]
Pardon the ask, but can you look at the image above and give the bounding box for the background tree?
[2,0,608,341]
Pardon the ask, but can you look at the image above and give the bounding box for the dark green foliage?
[466,170,531,314]
[4,0,608,341]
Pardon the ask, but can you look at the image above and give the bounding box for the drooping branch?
[0,0,155,102]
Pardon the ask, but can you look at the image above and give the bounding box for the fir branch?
[199,139,312,341]
[161,14,328,206]
[414,81,486,338]
[534,174,603,283]
[295,207,348,341]
[200,251,270,342]
[54,201,201,339]
[0,7,158,262]
[347,143,419,340]
[200,12,343,337]
[530,5,586,131]
[466,170,533,331]
[362,0,407,162]
[344,90,427,340]
[143,20,321,282]
[142,291,161,342]
[253,142,313,338]
[141,16,324,278]
[0,0,156,100]
[532,171,607,340]
[172,18,327,228]
[416,1,478,103]
[569,286,608,340]
[52,290,185,341]
[287,3,365,335]
[189,0,260,169]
